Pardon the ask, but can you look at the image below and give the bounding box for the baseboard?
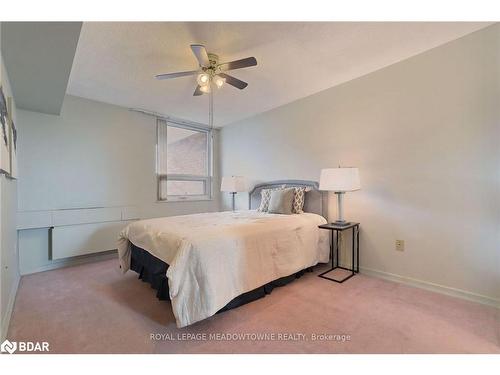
[357,265,500,309]
[1,273,20,342]
[21,249,118,276]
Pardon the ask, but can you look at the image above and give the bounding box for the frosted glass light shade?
[221,176,247,192]
[214,76,225,88]
[200,85,211,93]
[319,168,361,192]
[197,73,210,85]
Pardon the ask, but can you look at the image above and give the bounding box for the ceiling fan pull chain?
[209,88,214,129]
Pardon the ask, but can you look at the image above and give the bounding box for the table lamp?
[319,167,360,226]
[221,176,247,211]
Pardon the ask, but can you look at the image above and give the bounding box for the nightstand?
[318,222,360,283]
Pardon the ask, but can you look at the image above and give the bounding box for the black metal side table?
[318,222,360,283]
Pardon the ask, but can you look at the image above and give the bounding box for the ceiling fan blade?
[218,57,257,71]
[155,70,198,80]
[190,44,210,67]
[218,73,248,90]
[193,85,203,96]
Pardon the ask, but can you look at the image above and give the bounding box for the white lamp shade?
[319,168,361,192]
[221,176,247,192]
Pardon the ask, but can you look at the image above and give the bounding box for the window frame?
[156,119,213,202]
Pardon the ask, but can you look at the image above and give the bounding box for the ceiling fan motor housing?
[207,53,219,66]
[202,53,221,77]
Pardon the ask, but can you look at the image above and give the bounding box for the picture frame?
[0,84,11,175]
[7,96,18,179]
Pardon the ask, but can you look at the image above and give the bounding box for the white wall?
[17,95,219,274]
[0,176,17,339]
[220,25,500,303]
[0,25,20,340]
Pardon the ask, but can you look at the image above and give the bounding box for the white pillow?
[268,188,295,215]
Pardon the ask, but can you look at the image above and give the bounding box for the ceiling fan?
[155,44,257,96]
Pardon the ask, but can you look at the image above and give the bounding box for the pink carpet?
[7,259,500,353]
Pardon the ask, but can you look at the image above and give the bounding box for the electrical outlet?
[395,240,405,252]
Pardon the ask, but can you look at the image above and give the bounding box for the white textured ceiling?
[67,22,491,127]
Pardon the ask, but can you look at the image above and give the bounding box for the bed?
[117,180,329,328]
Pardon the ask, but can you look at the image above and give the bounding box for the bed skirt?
[130,244,313,314]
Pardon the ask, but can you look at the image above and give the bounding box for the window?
[157,119,212,201]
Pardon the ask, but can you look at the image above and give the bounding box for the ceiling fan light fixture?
[197,73,210,86]
[214,76,226,88]
[200,85,211,94]
[155,44,257,101]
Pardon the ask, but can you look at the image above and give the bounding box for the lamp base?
[230,192,236,212]
[331,220,352,227]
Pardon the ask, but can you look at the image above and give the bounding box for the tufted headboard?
[248,180,327,218]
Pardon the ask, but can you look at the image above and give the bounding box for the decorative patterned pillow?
[257,188,275,212]
[257,186,285,212]
[291,187,307,214]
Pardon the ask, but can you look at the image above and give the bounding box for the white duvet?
[117,210,329,328]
